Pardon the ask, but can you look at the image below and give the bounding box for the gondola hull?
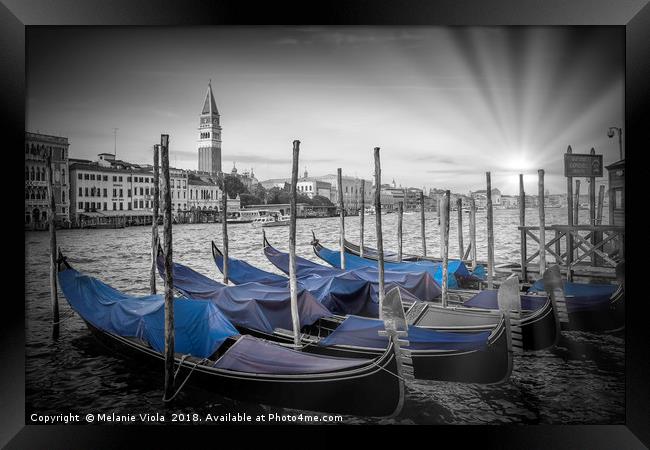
[83,319,403,417]
[564,286,625,331]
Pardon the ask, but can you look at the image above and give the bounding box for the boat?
[313,233,485,289]
[259,237,559,352]
[56,250,404,417]
[251,214,290,228]
[527,263,625,331]
[223,210,260,224]
[163,246,514,384]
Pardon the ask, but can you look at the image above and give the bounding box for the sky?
[26,26,624,195]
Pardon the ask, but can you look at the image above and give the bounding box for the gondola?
[56,250,405,417]
[527,262,625,331]
[162,247,514,384]
[336,235,624,332]
[311,232,484,289]
[261,236,559,351]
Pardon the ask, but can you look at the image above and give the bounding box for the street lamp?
[607,127,623,161]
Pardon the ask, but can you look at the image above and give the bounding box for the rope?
[162,355,208,403]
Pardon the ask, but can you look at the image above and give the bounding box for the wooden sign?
[564,153,603,177]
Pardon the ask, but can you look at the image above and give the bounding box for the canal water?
[25,208,624,424]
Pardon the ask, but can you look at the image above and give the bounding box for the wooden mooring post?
[374,148,385,318]
[486,172,495,289]
[594,184,606,266]
[288,141,302,347]
[519,174,527,281]
[359,179,365,258]
[574,179,581,226]
[457,198,464,260]
[469,197,477,269]
[538,169,546,276]
[150,144,160,295]
[160,134,175,402]
[221,172,229,284]
[420,191,426,257]
[566,146,574,267]
[46,150,59,340]
[397,200,403,262]
[337,168,346,270]
[440,190,450,306]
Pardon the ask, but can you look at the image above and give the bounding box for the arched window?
[42,167,47,180]
[25,166,29,181]
[30,190,35,200]
[35,168,40,181]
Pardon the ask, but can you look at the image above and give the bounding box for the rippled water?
[25,208,623,424]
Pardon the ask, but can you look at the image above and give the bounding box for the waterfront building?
[606,159,624,226]
[197,81,222,175]
[297,170,332,199]
[500,195,519,209]
[228,163,258,192]
[187,172,223,213]
[312,174,372,213]
[25,132,71,229]
[471,188,502,209]
[69,153,155,226]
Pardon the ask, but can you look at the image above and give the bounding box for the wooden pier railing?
[517,224,624,282]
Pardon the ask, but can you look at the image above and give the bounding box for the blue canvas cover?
[314,243,475,289]
[527,279,618,313]
[212,249,376,316]
[213,335,371,374]
[319,315,490,351]
[58,268,239,358]
[461,289,547,311]
[264,244,442,302]
[157,255,332,334]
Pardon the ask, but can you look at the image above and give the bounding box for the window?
[113,202,116,210]
[127,176,131,182]
[84,174,90,180]
[91,202,95,210]
[103,175,108,181]
[128,202,132,210]
[145,200,149,209]
[103,202,107,211]
[90,174,95,180]
[140,187,144,195]
[145,188,149,196]
[127,189,131,198]
[139,177,143,183]
[112,176,117,182]
[62,168,65,183]
[78,202,83,210]
[183,191,186,199]
[103,188,107,197]
[79,187,83,197]
[139,200,144,209]
[62,191,65,202]
[78,173,82,180]
[119,189,123,197]
[85,188,89,197]
[614,189,623,210]
[85,202,89,210]
[113,188,117,197]
[119,203,123,210]
[119,176,123,182]
[62,207,66,214]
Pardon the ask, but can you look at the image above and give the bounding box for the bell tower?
[197,80,222,175]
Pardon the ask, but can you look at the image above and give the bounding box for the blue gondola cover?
[318,315,490,351]
[58,268,238,358]
[158,255,332,333]
[527,280,617,312]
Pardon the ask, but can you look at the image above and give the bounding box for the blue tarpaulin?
[58,268,239,358]
[314,243,474,289]
[158,255,332,334]
[213,335,371,374]
[528,279,617,313]
[461,289,547,311]
[213,249,376,316]
[318,315,490,351]
[263,244,442,303]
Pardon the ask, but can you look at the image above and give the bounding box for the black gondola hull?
[563,289,625,331]
[83,321,402,417]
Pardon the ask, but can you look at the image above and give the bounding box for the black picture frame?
[4,0,648,447]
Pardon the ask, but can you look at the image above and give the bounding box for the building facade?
[69,153,155,225]
[187,172,222,212]
[197,81,222,175]
[313,174,373,213]
[25,132,70,228]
